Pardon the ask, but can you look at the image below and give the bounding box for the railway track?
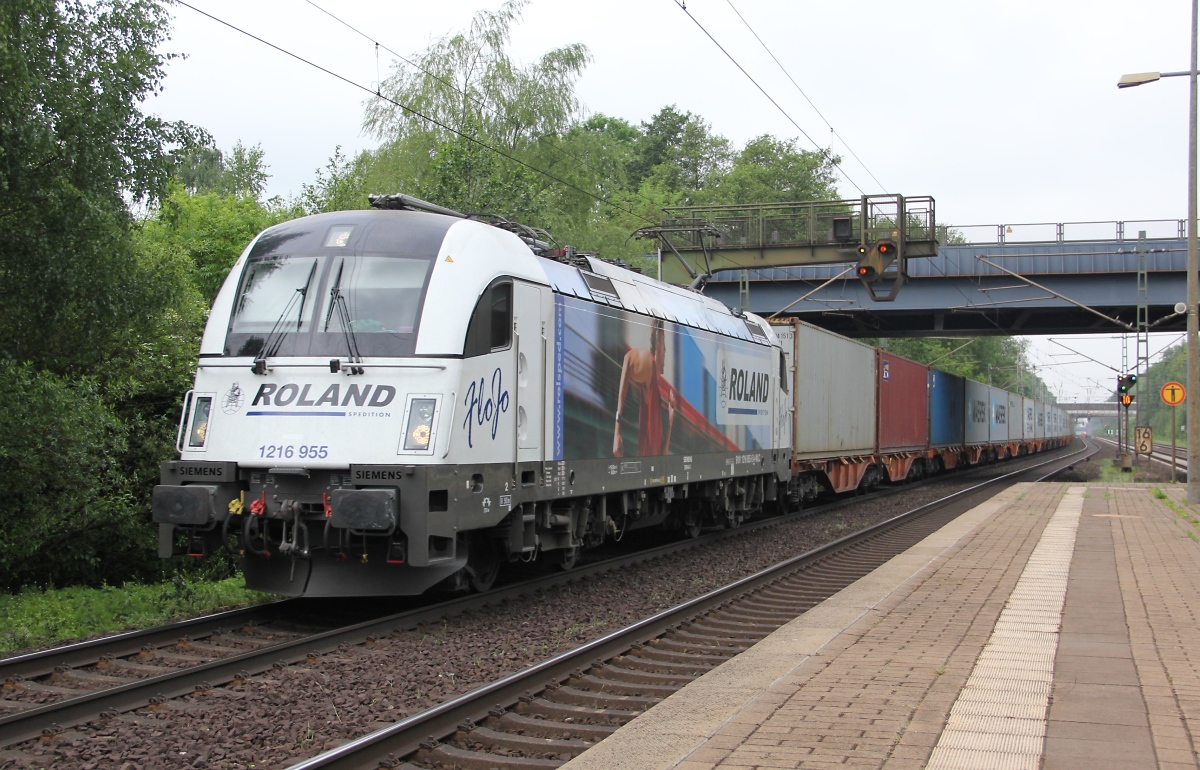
[285,439,1097,770]
[1093,435,1188,475]
[0,443,1082,756]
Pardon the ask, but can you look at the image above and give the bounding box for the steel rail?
[0,442,1081,749]
[288,440,1095,770]
[0,601,296,682]
[0,440,1054,686]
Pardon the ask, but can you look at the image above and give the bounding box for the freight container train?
[152,195,1071,597]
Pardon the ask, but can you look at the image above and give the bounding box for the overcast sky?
[149,0,1197,403]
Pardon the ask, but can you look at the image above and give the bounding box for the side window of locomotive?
[778,351,789,393]
[464,280,513,357]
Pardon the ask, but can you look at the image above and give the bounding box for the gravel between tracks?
[2,447,1076,770]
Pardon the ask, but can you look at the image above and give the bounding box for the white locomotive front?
[153,195,793,596]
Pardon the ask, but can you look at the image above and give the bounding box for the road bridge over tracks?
[693,217,1190,339]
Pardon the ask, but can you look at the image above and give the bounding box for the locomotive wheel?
[465,541,501,593]
[555,547,579,571]
[685,517,703,539]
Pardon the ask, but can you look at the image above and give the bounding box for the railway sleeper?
[673,625,768,646]
[417,742,563,769]
[609,655,716,676]
[590,664,695,687]
[516,697,641,724]
[633,645,730,665]
[545,684,661,710]
[494,711,617,742]
[712,601,803,618]
[456,724,594,755]
[689,612,778,630]
[568,674,678,699]
[649,637,748,656]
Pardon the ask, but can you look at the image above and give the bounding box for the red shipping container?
[876,351,929,452]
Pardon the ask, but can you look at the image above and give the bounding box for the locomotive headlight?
[188,396,213,448]
[402,397,438,451]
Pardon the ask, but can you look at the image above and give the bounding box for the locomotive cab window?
[778,350,788,393]
[464,279,513,357]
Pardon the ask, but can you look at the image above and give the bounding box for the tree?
[699,135,839,205]
[0,0,201,375]
[361,0,589,220]
[172,140,270,200]
[629,105,731,200]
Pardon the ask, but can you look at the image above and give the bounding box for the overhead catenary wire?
[175,0,657,227]
[299,0,667,212]
[182,1,860,306]
[670,0,866,196]
[722,0,887,193]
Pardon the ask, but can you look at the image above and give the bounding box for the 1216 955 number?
[258,444,329,459]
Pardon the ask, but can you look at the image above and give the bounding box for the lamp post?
[1119,0,1199,502]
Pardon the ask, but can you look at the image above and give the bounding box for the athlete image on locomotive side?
[613,318,676,457]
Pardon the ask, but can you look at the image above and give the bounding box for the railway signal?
[1120,393,1134,407]
[855,240,898,283]
[1117,374,1138,393]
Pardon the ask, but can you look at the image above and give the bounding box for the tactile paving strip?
[925,486,1084,770]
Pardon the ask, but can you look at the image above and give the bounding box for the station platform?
[563,482,1200,770]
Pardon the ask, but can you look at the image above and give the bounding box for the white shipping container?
[1034,400,1046,439]
[965,379,991,444]
[1023,397,1036,438]
[774,320,877,459]
[1008,392,1022,440]
[989,387,1009,442]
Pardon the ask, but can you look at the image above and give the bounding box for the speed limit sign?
[1135,426,1153,456]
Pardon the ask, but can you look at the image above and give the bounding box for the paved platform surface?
[562,482,1200,770]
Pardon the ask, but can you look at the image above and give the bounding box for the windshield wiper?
[251,260,317,375]
[326,259,364,375]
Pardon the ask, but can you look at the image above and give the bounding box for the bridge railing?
[660,195,937,250]
[955,218,1185,245]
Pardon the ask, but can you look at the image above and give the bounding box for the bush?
[0,361,151,589]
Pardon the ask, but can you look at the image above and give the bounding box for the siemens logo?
[729,368,770,403]
[252,383,396,408]
[178,466,226,477]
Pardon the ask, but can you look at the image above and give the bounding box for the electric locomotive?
[152,194,794,596]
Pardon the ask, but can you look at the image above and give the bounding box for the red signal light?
[878,242,895,255]
[857,266,869,276]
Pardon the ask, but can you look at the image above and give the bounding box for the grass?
[1150,488,1200,541]
[0,574,272,655]
[1096,459,1127,483]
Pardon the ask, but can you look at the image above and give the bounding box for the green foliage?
[361,0,589,220]
[172,140,270,200]
[629,105,732,200]
[0,362,140,589]
[0,0,202,375]
[0,576,270,653]
[299,146,371,215]
[144,183,295,303]
[698,135,839,205]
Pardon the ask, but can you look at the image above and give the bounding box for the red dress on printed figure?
[637,373,664,456]
[613,319,675,458]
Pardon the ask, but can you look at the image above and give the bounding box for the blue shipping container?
[929,369,965,447]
